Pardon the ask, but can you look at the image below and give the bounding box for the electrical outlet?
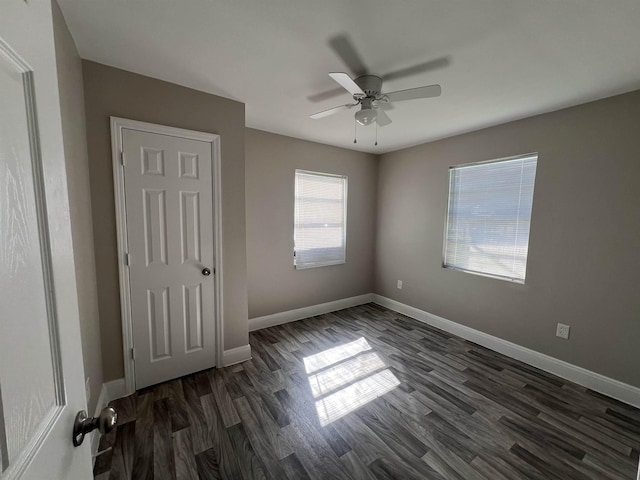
[556,323,570,340]
[85,377,91,404]
[397,280,403,289]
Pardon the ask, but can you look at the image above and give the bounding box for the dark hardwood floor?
[94,303,640,479]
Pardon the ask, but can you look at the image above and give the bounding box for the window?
[294,170,347,269]
[443,154,538,283]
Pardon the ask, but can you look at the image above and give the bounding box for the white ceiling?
[57,0,640,154]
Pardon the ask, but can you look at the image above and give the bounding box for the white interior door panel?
[122,129,217,389]
[0,1,91,478]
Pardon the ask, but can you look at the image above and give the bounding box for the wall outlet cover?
[397,280,403,289]
[556,323,570,340]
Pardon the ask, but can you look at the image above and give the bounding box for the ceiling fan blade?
[375,108,392,127]
[329,72,365,97]
[328,34,368,76]
[381,56,450,82]
[386,84,441,103]
[309,103,355,119]
[307,87,348,103]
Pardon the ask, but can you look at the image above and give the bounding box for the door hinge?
[131,347,136,360]
[125,253,130,266]
[120,151,126,166]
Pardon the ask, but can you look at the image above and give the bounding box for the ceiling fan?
[309,35,447,127]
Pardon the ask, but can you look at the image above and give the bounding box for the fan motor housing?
[354,75,383,98]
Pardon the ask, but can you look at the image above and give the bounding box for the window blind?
[295,170,347,269]
[444,154,538,283]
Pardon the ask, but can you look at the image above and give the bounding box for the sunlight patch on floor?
[303,337,371,374]
[307,351,386,398]
[303,337,399,426]
[314,369,400,426]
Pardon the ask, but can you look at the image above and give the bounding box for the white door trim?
[110,117,224,395]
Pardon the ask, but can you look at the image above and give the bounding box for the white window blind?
[444,154,538,283]
[295,170,347,269]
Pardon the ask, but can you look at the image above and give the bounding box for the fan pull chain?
[375,122,378,146]
[353,117,357,144]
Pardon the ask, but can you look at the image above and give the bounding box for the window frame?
[442,153,538,284]
[294,169,348,270]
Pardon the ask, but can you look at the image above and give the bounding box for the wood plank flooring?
[94,304,640,479]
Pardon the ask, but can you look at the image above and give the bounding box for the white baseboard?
[245,292,639,408]
[374,295,640,409]
[249,293,376,332]
[103,378,127,402]
[223,344,252,367]
[91,378,127,461]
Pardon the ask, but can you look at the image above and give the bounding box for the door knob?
[72,406,117,447]
[202,267,211,276]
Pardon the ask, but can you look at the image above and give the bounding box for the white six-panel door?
[122,128,217,389]
[1,1,92,478]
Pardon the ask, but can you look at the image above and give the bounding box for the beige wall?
[52,1,103,411]
[246,129,378,318]
[376,89,640,387]
[83,61,248,381]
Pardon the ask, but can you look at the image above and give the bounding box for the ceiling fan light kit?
[355,97,377,126]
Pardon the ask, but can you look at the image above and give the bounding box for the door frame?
[110,117,224,395]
